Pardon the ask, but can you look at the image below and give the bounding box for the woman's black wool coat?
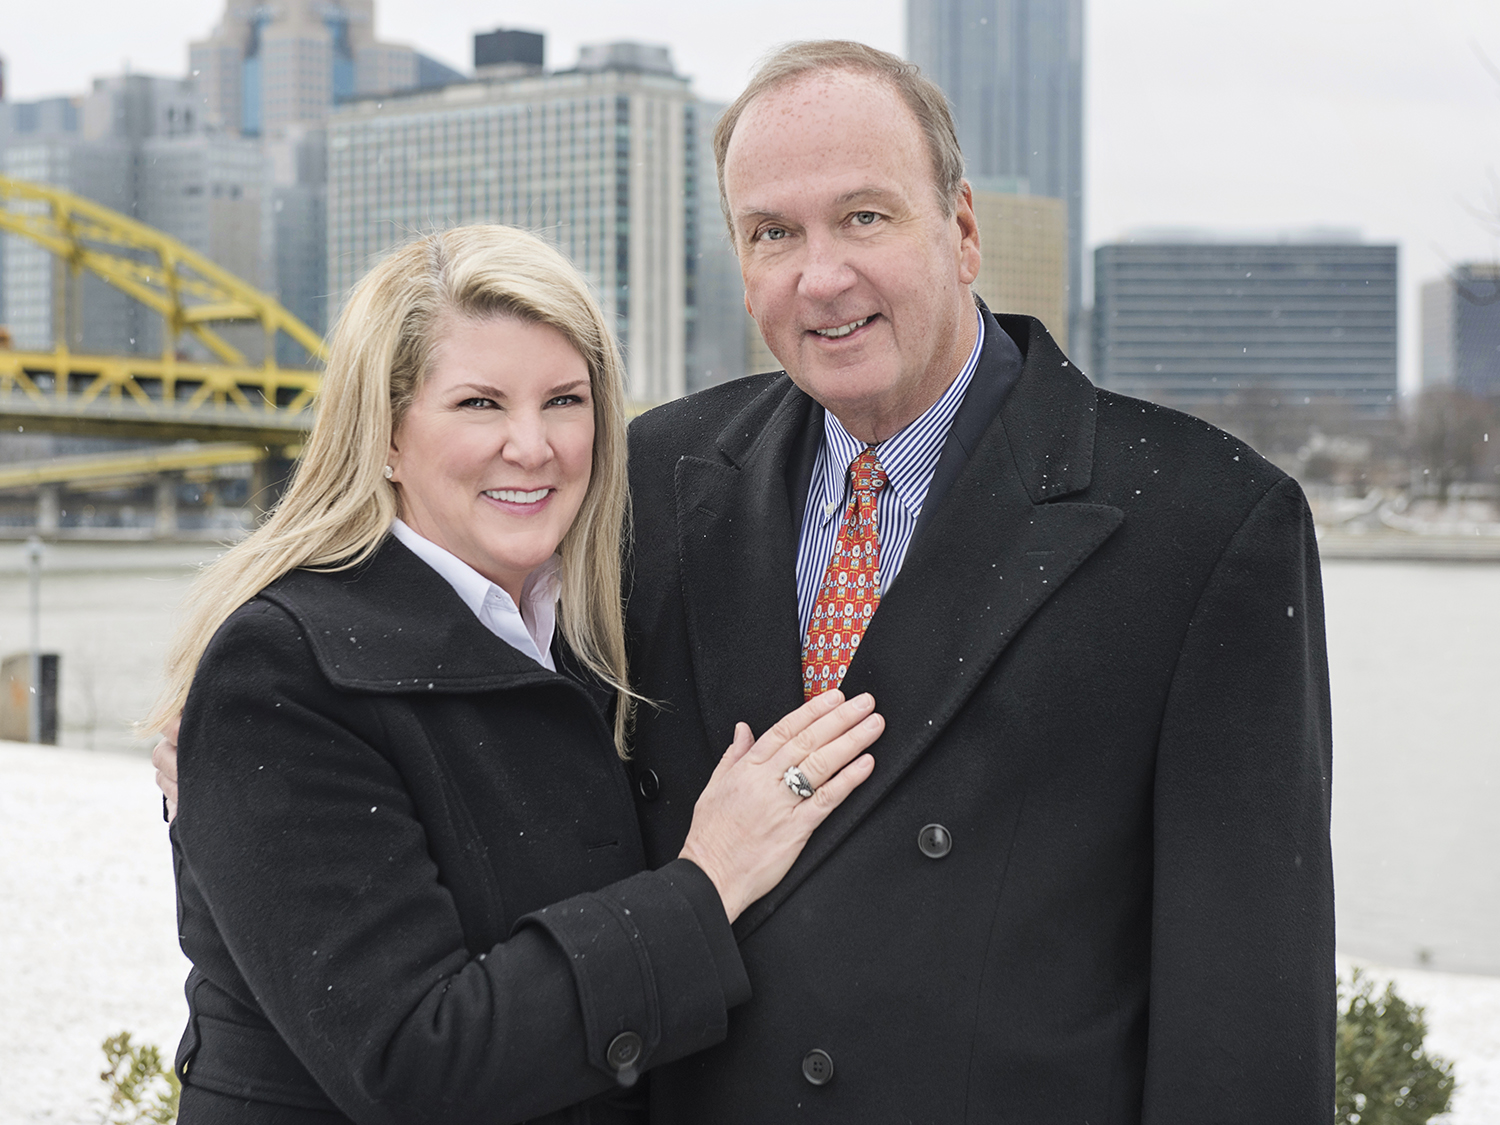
[170,536,748,1125]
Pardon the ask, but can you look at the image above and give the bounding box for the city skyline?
[5,0,1500,391]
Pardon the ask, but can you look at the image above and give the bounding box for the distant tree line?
[1194,389,1500,496]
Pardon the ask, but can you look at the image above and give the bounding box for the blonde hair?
[713,39,967,238]
[147,225,636,755]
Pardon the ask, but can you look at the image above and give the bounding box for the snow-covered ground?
[0,742,187,1124]
[1,740,1498,1124]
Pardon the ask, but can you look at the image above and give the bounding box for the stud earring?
[383,465,394,480]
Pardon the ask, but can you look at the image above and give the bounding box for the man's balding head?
[713,40,966,231]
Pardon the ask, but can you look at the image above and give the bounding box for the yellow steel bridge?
[0,178,654,504]
[0,174,325,489]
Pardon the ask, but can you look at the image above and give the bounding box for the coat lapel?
[675,380,814,745]
[260,538,612,731]
[733,317,1125,938]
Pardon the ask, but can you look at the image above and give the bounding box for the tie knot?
[850,448,887,495]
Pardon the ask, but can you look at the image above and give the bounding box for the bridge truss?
[0,174,326,447]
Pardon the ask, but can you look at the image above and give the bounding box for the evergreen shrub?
[1335,970,1455,1125]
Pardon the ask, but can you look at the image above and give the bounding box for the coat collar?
[673,313,1126,938]
[259,535,597,700]
[672,381,817,739]
[990,311,1099,502]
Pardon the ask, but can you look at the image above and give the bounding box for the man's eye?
[759,227,788,242]
[852,211,879,226]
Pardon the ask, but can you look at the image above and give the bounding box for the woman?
[147,225,881,1124]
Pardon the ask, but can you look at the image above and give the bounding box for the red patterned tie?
[802,448,888,699]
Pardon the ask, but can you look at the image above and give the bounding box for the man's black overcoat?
[623,311,1336,1123]
[171,538,748,1125]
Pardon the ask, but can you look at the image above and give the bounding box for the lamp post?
[26,535,43,743]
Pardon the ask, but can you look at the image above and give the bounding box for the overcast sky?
[7,0,1500,390]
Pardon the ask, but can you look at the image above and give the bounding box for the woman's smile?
[483,487,552,505]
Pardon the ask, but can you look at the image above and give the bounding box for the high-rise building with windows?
[265,124,328,365]
[137,132,273,361]
[907,0,1084,342]
[1092,233,1398,414]
[188,0,461,139]
[689,101,749,392]
[1,128,134,355]
[1,75,268,360]
[187,0,462,342]
[1422,264,1500,396]
[327,39,744,402]
[969,179,1067,347]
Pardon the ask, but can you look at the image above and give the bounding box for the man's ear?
[955,181,981,287]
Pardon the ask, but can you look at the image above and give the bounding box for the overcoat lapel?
[732,319,1125,938]
[675,380,813,745]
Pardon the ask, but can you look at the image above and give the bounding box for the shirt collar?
[389,519,562,666]
[813,305,985,524]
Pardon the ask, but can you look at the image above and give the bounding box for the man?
[622,40,1334,1122]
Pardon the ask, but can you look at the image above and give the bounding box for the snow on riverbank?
[0,742,187,1124]
[2,740,1497,1123]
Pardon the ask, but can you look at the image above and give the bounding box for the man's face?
[723,69,981,443]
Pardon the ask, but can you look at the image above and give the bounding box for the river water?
[0,541,1494,974]
[1323,559,1499,976]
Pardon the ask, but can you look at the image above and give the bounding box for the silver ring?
[782,765,814,799]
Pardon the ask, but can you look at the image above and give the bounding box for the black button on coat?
[171,538,749,1125]
[916,823,952,859]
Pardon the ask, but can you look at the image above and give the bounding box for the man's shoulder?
[629,371,793,463]
[1087,386,1296,513]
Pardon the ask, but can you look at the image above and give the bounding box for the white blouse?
[390,518,560,672]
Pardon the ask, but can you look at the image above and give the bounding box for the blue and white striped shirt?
[795,308,985,641]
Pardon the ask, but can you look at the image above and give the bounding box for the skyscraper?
[188,0,460,139]
[137,131,272,361]
[327,39,744,402]
[1,119,133,355]
[187,0,462,341]
[907,0,1084,342]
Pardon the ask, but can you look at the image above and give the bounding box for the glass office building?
[1093,236,1398,414]
[327,43,744,403]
